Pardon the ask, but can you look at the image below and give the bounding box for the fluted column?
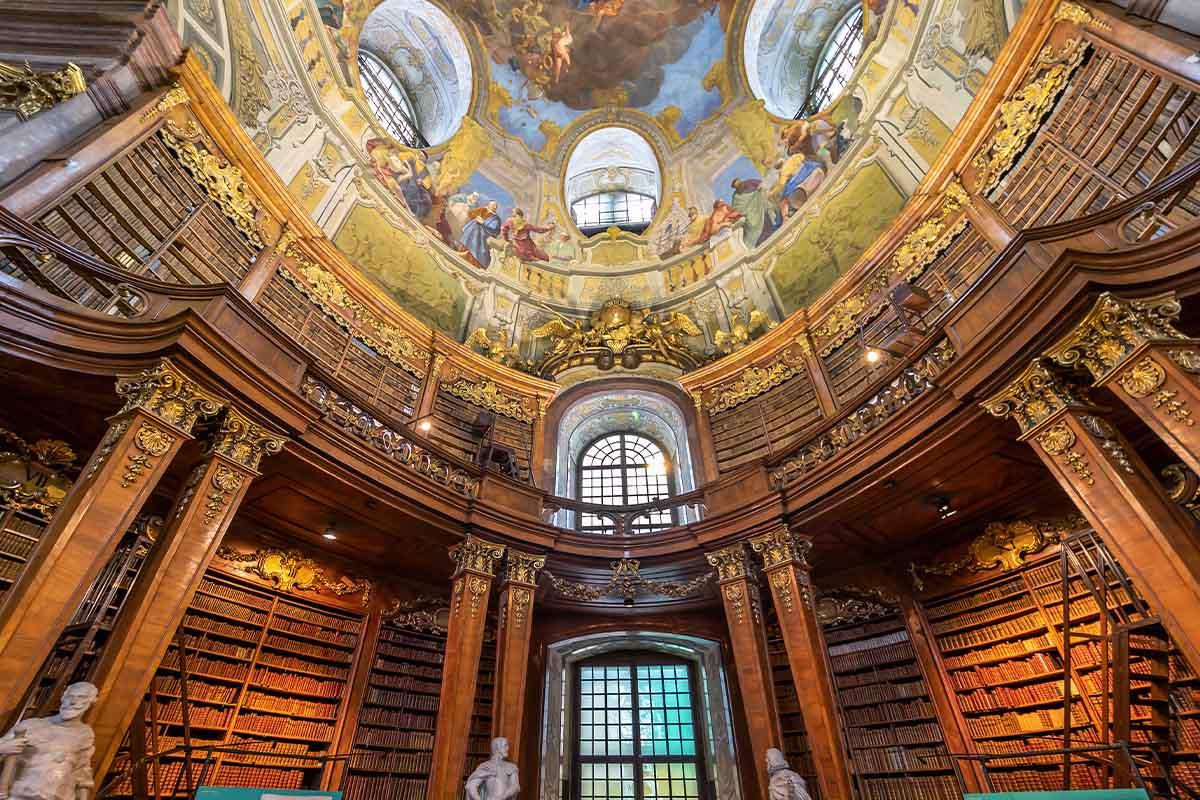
[0,360,223,720]
[984,359,1200,668]
[1046,292,1200,477]
[705,543,780,800]
[492,549,545,756]
[428,535,506,800]
[89,408,286,775]
[750,528,854,800]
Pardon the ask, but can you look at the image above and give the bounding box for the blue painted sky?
[639,8,725,139]
[713,155,763,200]
[495,62,585,152]
[461,170,517,212]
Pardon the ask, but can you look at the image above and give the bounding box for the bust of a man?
[465,736,519,800]
[0,682,99,800]
[766,748,813,800]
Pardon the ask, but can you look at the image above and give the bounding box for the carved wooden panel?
[709,371,822,472]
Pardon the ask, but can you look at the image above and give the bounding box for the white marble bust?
[465,736,519,800]
[766,748,813,800]
[0,682,98,800]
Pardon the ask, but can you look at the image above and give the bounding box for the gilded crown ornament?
[114,360,225,433]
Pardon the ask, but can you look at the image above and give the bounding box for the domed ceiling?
[169,0,1017,375]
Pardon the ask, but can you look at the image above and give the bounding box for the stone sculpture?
[766,747,813,800]
[465,736,520,800]
[0,682,98,800]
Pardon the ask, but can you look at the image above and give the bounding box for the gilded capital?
[981,359,1092,436]
[1045,292,1188,383]
[705,543,753,583]
[505,548,546,586]
[207,408,287,472]
[115,360,225,433]
[749,526,813,570]
[451,535,506,577]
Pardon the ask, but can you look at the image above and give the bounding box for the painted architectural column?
[0,359,223,721]
[428,535,506,800]
[985,358,1200,669]
[749,528,854,800]
[492,548,545,755]
[88,407,286,775]
[1045,292,1200,477]
[705,542,780,800]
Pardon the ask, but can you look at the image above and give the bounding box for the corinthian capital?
[1045,292,1188,382]
[115,359,225,433]
[207,408,287,471]
[505,549,546,586]
[749,526,812,570]
[982,359,1093,436]
[705,543,753,583]
[451,535,506,577]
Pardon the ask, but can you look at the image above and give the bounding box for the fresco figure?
[686,200,742,247]
[546,231,580,263]
[729,177,779,247]
[461,200,503,268]
[366,139,435,220]
[446,191,481,244]
[501,208,556,262]
[682,206,707,248]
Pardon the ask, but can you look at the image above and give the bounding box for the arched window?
[357,50,429,148]
[800,5,864,118]
[565,128,661,236]
[578,433,674,534]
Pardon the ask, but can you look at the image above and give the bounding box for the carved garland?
[814,587,898,626]
[440,375,536,424]
[382,595,451,634]
[543,559,714,605]
[216,545,372,605]
[0,60,86,119]
[707,359,805,415]
[158,129,264,248]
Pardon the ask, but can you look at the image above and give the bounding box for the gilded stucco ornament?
[0,60,85,119]
[705,543,753,582]
[543,559,712,604]
[1036,422,1094,485]
[202,466,245,524]
[1118,357,1167,398]
[384,595,451,634]
[1045,292,1188,382]
[708,360,805,415]
[0,428,77,519]
[115,360,225,433]
[158,129,265,248]
[441,376,536,424]
[749,527,813,570]
[119,424,176,489]
[451,536,507,577]
[504,549,546,587]
[814,587,897,625]
[1053,0,1111,30]
[466,327,534,373]
[531,300,704,376]
[141,83,190,120]
[982,359,1090,435]
[207,408,287,472]
[216,545,372,604]
[1079,415,1136,475]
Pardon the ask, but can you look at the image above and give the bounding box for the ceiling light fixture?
[413,414,434,434]
[322,523,338,541]
[931,495,957,520]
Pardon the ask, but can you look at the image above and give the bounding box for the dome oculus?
[565,127,661,236]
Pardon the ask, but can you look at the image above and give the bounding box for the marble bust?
[766,748,813,800]
[465,736,519,800]
[0,682,98,800]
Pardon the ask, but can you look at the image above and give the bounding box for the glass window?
[571,192,657,234]
[574,660,704,800]
[357,50,428,148]
[578,433,674,535]
[801,6,864,118]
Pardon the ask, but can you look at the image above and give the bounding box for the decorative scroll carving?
[441,375,536,424]
[505,549,546,586]
[203,466,245,524]
[1118,357,1166,398]
[115,360,225,434]
[769,570,795,613]
[142,83,190,120]
[216,545,371,605]
[0,428,78,518]
[509,585,533,627]
[450,535,506,577]
[1045,292,1188,383]
[120,423,176,488]
[543,559,713,605]
[277,236,428,378]
[908,515,1087,590]
[87,421,130,481]
[1162,463,1200,521]
[301,376,480,496]
[705,543,753,582]
[0,60,85,119]
[1037,422,1093,484]
[383,595,451,634]
[724,584,747,624]
[159,129,264,247]
[708,360,804,415]
[814,587,898,626]
[749,527,812,570]
[208,408,286,471]
[974,37,1090,193]
[1053,0,1111,30]
[771,340,956,487]
[982,359,1091,435]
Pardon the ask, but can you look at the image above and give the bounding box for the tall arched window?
[357,50,429,148]
[800,5,864,118]
[578,433,674,534]
[565,128,661,236]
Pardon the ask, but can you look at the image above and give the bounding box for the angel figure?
[643,311,701,361]
[551,24,573,83]
[714,307,776,354]
[530,315,590,360]
[465,326,524,368]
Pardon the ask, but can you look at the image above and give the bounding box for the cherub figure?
[551,23,573,83]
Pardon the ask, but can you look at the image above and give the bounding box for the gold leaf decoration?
[216,545,372,605]
[0,60,86,119]
[708,360,804,414]
[441,376,535,423]
[159,129,264,248]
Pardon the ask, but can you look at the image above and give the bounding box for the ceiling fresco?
[176,0,1017,373]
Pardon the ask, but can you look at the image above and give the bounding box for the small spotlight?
[323,532,337,540]
[865,348,882,364]
[932,496,957,520]
[417,419,432,432]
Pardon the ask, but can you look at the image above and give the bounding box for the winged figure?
[466,327,524,368]
[530,316,591,359]
[642,310,702,360]
[714,307,776,354]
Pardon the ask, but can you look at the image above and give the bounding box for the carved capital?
[1045,292,1188,383]
[982,359,1092,436]
[705,543,753,583]
[505,548,546,587]
[0,60,86,119]
[451,535,506,577]
[207,408,287,471]
[749,527,812,571]
[115,360,225,433]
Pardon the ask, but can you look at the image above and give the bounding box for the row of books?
[263,634,353,663]
[154,699,233,729]
[223,737,323,768]
[198,578,273,611]
[830,642,916,674]
[1179,717,1200,749]
[182,612,259,644]
[171,632,255,660]
[381,629,445,651]
[958,678,1067,713]
[365,686,438,711]
[966,704,1089,739]
[938,613,1043,651]
[839,680,927,708]
[0,557,23,580]
[824,619,903,645]
[928,596,1033,635]
[941,634,1055,670]
[369,671,440,694]
[271,615,357,647]
[213,765,304,789]
[243,689,338,720]
[853,745,953,773]
[235,711,334,741]
[843,699,934,727]
[343,774,428,800]
[154,676,238,704]
[847,721,945,749]
[161,650,249,681]
[354,750,432,774]
[990,766,1106,792]
[275,601,361,633]
[1023,562,1064,587]
[949,652,1059,690]
[858,775,960,800]
[107,760,200,796]
[251,667,344,697]
[925,577,1026,620]
[0,529,37,560]
[192,593,269,626]
[828,630,907,656]
[372,656,442,680]
[355,728,435,750]
[259,652,350,680]
[358,707,437,729]
[376,642,444,665]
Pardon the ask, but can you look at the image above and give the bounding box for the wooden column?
[749,528,854,800]
[492,549,545,756]
[1046,291,1200,477]
[428,535,506,800]
[0,360,223,721]
[531,402,549,490]
[88,408,286,775]
[416,353,447,422]
[984,359,1200,669]
[689,391,720,484]
[705,543,780,799]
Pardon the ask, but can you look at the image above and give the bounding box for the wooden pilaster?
[0,360,223,722]
[492,549,545,758]
[689,391,720,484]
[428,535,506,800]
[749,528,854,800]
[984,359,1200,669]
[705,542,779,800]
[416,352,447,422]
[88,407,286,776]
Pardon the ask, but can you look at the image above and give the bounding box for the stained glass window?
[574,660,705,800]
[800,6,865,117]
[578,433,674,535]
[357,50,429,148]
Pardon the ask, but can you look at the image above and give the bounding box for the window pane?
[637,665,697,758]
[803,6,864,116]
[640,762,700,800]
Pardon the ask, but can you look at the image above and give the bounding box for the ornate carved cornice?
[815,587,898,626]
[772,340,956,487]
[1044,292,1189,383]
[216,545,372,605]
[0,60,86,119]
[708,359,805,415]
[1053,0,1111,30]
[207,408,286,472]
[505,549,546,587]
[141,82,189,120]
[749,527,812,571]
[383,595,450,634]
[982,358,1093,436]
[159,129,264,248]
[450,535,506,577]
[441,376,536,424]
[114,360,225,434]
[542,559,712,604]
[705,543,753,583]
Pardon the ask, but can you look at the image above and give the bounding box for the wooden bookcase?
[466,632,497,780]
[107,571,365,797]
[0,506,54,607]
[822,612,958,800]
[765,617,818,797]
